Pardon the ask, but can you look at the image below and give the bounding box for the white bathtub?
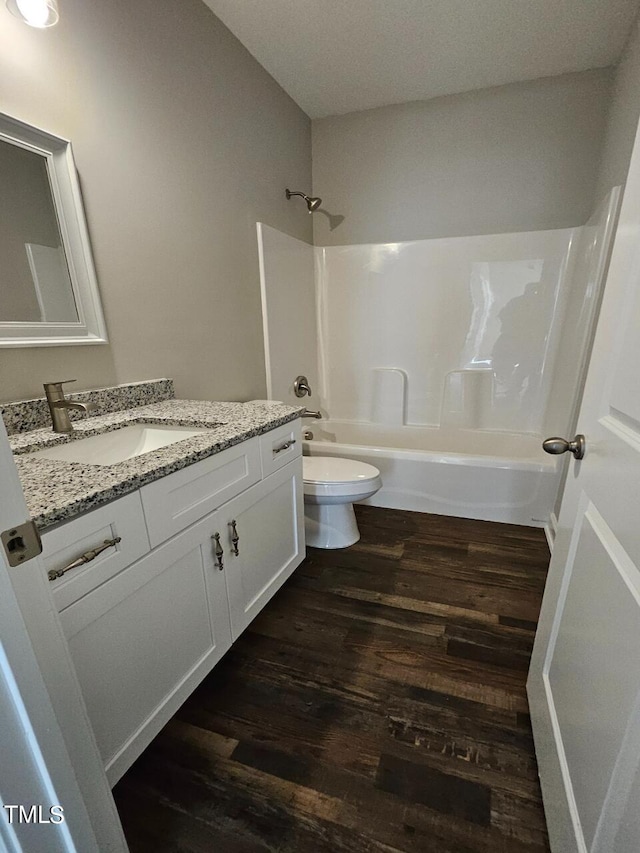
[303,420,559,527]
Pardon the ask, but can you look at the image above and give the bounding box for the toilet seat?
[303,456,381,499]
[303,456,380,484]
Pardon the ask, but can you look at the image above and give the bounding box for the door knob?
[542,435,585,460]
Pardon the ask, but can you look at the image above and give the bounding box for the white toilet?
[303,456,382,549]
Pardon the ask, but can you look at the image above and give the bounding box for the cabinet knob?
[212,532,224,571]
[229,520,240,556]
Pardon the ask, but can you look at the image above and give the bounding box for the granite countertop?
[11,399,305,530]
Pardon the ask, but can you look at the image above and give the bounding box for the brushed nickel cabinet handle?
[212,532,224,570]
[48,536,122,582]
[273,439,296,454]
[229,520,239,556]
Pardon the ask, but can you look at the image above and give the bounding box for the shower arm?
[285,188,322,212]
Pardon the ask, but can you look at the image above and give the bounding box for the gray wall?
[0,0,311,403]
[594,13,640,202]
[312,70,613,246]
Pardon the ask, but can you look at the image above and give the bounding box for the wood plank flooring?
[114,505,551,852]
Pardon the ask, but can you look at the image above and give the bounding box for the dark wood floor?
[114,505,551,853]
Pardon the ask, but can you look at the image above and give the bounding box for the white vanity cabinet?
[42,418,304,785]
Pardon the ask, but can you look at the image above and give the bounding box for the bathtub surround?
[0,0,311,404]
[543,188,621,440]
[258,192,619,527]
[260,218,565,525]
[312,70,612,246]
[316,229,577,435]
[257,224,320,407]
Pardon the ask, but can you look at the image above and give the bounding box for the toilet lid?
[303,456,380,484]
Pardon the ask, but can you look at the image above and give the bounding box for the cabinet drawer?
[260,419,302,478]
[42,492,150,612]
[140,437,261,547]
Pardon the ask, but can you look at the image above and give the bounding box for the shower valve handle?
[294,375,312,397]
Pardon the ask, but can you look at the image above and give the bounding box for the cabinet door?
[59,514,232,785]
[222,458,304,640]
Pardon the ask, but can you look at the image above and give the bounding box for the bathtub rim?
[303,438,557,473]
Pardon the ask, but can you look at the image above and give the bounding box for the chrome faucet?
[302,408,322,419]
[43,380,97,433]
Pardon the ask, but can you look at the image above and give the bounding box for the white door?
[528,117,640,852]
[0,418,127,852]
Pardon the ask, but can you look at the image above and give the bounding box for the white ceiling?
[202,0,639,119]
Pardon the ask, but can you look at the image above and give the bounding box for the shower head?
[285,188,322,213]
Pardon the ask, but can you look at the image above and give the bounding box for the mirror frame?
[0,112,108,347]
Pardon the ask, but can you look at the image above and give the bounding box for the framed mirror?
[0,112,107,347]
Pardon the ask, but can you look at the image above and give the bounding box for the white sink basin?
[29,424,216,466]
